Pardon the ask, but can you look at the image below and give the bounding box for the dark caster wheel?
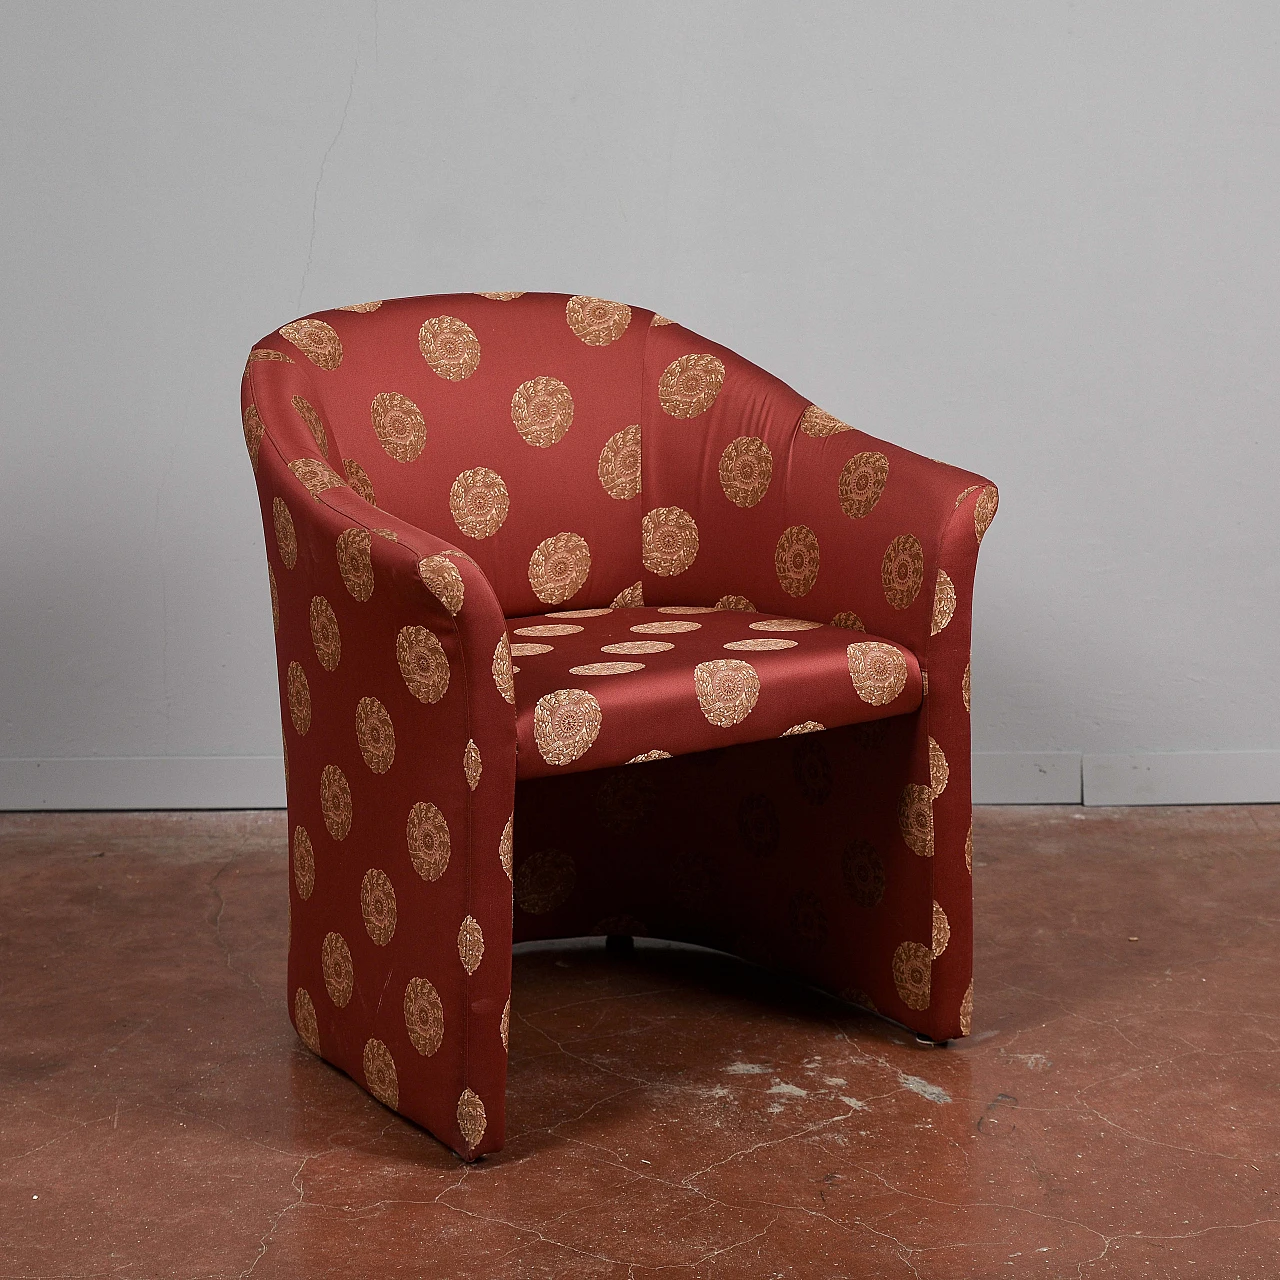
[604,934,635,955]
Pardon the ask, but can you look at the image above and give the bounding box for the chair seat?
[509,606,922,779]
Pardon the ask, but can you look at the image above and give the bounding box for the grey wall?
[3,2,1277,808]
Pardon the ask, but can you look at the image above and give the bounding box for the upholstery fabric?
[239,291,997,1160]
[507,605,921,778]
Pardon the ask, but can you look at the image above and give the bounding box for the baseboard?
[0,756,286,811]
[2,750,1276,812]
[1082,751,1280,806]
[972,752,1082,804]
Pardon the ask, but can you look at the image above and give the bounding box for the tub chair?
[239,292,997,1159]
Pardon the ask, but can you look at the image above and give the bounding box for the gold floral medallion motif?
[342,458,376,505]
[510,642,554,656]
[336,527,374,601]
[418,315,480,380]
[782,720,824,734]
[725,638,795,651]
[514,847,577,914]
[492,635,515,705]
[749,618,821,632]
[361,867,397,946]
[370,391,426,462]
[694,659,760,727]
[612,582,643,607]
[632,623,700,640]
[309,596,341,671]
[477,291,524,300]
[273,499,298,569]
[457,915,484,973]
[881,533,924,610]
[641,506,699,576]
[830,610,865,631]
[528,532,591,604]
[892,940,932,1011]
[320,765,352,841]
[417,555,465,615]
[775,525,820,597]
[566,295,632,345]
[362,1038,399,1109]
[286,661,311,735]
[931,569,956,636]
[407,801,450,881]
[450,467,509,538]
[974,485,999,544]
[242,405,264,470]
[718,436,773,507]
[292,395,329,456]
[511,376,574,447]
[628,749,672,763]
[404,978,444,1056]
[960,980,974,1035]
[533,688,602,766]
[457,1088,487,1148]
[929,737,949,796]
[292,825,315,900]
[356,697,395,773]
[798,405,851,437]
[338,299,382,312]
[499,814,514,880]
[838,451,889,519]
[716,594,755,611]
[501,998,510,1050]
[289,457,345,500]
[514,624,583,636]
[552,608,614,618]
[898,783,934,857]
[658,353,725,418]
[463,739,482,790]
[396,625,450,704]
[294,987,320,1053]
[279,319,342,370]
[962,661,971,712]
[598,425,642,499]
[321,931,353,1007]
[569,661,645,675]
[932,901,950,957]
[602,640,672,654]
[245,348,292,374]
[847,642,908,705]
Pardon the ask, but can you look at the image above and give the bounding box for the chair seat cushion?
[508,606,922,779]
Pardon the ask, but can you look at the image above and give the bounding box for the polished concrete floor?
[1,806,1277,1278]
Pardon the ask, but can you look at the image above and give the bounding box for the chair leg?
[605,934,634,955]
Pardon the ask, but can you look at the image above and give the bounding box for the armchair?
[240,292,996,1159]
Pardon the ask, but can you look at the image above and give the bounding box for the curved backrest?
[248,290,982,656]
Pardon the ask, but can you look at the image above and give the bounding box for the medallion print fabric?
[241,290,996,1161]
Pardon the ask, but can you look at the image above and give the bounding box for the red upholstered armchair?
[240,293,997,1159]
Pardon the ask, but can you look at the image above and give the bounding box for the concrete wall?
[3,2,1277,808]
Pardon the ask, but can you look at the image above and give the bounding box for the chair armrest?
[639,320,998,664]
[242,353,516,1157]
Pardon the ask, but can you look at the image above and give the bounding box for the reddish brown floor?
[1,807,1278,1278]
